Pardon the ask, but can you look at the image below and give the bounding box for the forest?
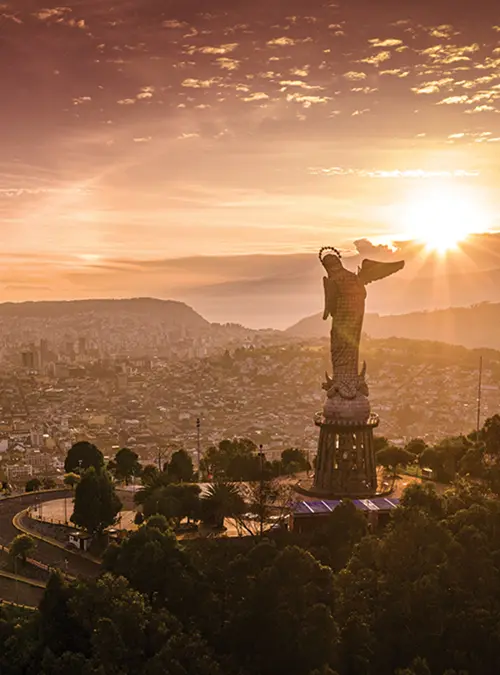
[1,477,498,675]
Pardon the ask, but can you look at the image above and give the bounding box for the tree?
[134,469,172,509]
[459,444,486,479]
[145,514,170,532]
[38,571,87,656]
[281,448,311,475]
[71,468,122,535]
[224,545,338,675]
[434,436,469,480]
[400,482,444,519]
[201,438,261,481]
[373,435,390,453]
[25,477,41,492]
[42,477,57,489]
[376,446,414,487]
[64,441,104,474]
[113,447,141,485]
[235,477,292,538]
[141,464,159,486]
[419,446,444,479]
[482,414,500,454]
[200,481,245,529]
[302,500,368,571]
[63,472,80,490]
[10,534,35,564]
[142,483,201,525]
[405,438,428,457]
[165,449,193,483]
[419,437,469,483]
[102,523,206,622]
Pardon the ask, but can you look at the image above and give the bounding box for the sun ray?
[398,182,492,255]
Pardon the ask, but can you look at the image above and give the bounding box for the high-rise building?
[40,339,50,366]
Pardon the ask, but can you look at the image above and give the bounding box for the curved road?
[0,491,100,579]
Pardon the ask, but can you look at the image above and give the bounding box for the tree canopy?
[71,467,122,535]
[112,447,142,484]
[281,447,311,474]
[64,441,104,474]
[165,449,194,483]
[9,534,35,564]
[25,477,41,492]
[6,448,500,675]
[200,481,245,529]
[141,483,201,525]
[201,438,262,481]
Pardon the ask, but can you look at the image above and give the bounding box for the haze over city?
[1,0,500,326]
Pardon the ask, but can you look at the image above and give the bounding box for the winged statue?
[319,247,404,419]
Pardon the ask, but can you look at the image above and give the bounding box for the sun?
[400,183,490,254]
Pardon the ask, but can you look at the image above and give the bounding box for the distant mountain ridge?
[5,297,500,351]
[286,302,500,350]
[0,297,209,327]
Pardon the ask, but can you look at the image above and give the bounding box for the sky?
[1,0,500,326]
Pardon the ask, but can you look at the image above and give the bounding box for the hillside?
[286,302,500,350]
[0,298,209,327]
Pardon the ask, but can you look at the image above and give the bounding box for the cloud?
[72,96,92,105]
[279,80,323,90]
[369,38,403,48]
[267,37,297,46]
[162,20,187,28]
[437,95,470,105]
[34,8,71,21]
[360,51,391,65]
[343,71,367,80]
[216,57,240,71]
[286,93,330,106]
[308,167,481,179]
[420,43,480,64]
[198,43,239,54]
[181,78,220,88]
[2,0,500,310]
[242,92,269,102]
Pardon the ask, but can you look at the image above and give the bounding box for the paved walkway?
[31,498,137,531]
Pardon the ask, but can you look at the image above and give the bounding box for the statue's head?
[319,247,343,274]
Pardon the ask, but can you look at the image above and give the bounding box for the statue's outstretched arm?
[357,259,405,285]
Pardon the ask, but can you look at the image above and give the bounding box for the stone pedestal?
[312,413,379,498]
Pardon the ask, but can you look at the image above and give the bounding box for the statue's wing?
[357,259,405,285]
[322,276,338,320]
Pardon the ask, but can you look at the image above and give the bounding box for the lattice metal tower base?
[312,413,379,498]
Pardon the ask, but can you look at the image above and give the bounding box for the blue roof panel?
[293,497,399,515]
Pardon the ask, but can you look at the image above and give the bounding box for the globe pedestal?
[309,412,379,499]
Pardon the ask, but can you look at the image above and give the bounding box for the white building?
[6,464,33,482]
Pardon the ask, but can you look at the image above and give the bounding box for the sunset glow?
[0,0,500,325]
[400,185,491,254]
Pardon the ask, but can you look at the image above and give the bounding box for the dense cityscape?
[0,299,498,488]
